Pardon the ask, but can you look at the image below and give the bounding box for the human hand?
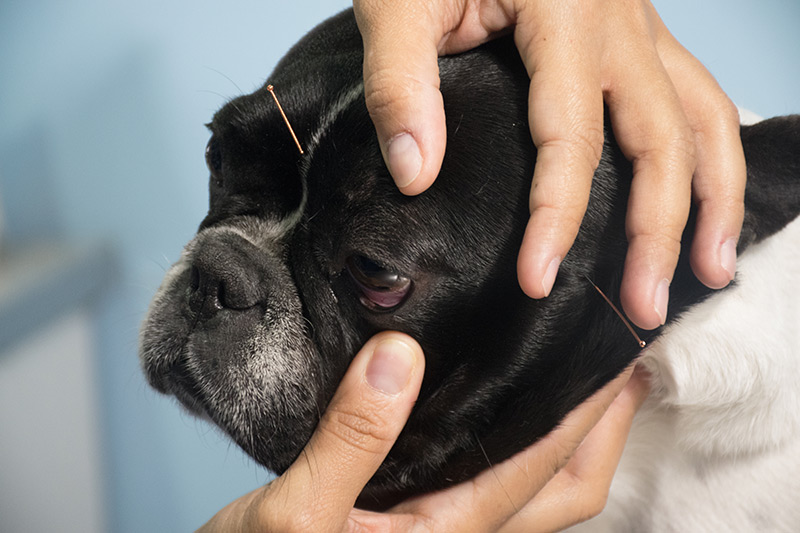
[197,331,649,532]
[353,0,746,330]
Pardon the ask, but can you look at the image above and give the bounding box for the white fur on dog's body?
[572,214,800,531]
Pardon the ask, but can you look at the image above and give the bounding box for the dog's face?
[140,10,799,506]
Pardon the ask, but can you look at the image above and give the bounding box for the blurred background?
[0,1,797,531]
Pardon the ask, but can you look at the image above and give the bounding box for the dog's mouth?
[163,356,211,418]
[140,230,329,474]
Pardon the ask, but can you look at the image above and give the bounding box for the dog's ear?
[739,115,800,249]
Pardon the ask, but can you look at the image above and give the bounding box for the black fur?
[141,9,800,509]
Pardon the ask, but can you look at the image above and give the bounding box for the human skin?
[353,0,746,330]
[197,332,649,532]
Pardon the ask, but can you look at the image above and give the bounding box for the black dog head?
[140,9,800,507]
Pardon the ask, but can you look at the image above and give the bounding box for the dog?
[139,9,800,530]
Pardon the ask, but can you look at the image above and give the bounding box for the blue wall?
[0,1,796,531]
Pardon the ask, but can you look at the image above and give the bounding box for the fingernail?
[386,133,422,188]
[541,256,561,297]
[366,339,415,395]
[720,238,737,280]
[654,278,670,326]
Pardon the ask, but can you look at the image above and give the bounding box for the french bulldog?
[140,9,800,529]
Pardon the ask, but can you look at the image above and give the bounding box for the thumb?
[274,332,425,528]
[354,0,447,195]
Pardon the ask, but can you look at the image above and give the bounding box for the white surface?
[0,311,107,533]
[571,216,800,531]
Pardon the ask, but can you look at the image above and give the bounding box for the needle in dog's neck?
[585,275,647,348]
[266,84,304,155]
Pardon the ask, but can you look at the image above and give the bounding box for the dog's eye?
[205,136,223,186]
[345,255,412,311]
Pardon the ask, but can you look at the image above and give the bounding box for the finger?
[355,0,521,196]
[652,22,746,289]
[260,332,425,531]
[397,364,638,532]
[498,365,651,532]
[604,38,696,330]
[513,10,605,299]
[354,0,449,195]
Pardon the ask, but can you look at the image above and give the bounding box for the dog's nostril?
[187,264,225,314]
[186,236,269,316]
[189,266,201,292]
[216,282,227,309]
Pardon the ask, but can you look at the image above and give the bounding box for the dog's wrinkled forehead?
[200,80,371,237]
[301,83,365,166]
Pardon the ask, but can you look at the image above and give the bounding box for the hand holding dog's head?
[140,10,800,506]
[138,11,672,504]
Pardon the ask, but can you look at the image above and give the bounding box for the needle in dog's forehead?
[266,84,304,155]
[585,275,647,349]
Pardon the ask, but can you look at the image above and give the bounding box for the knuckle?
[628,229,683,263]
[693,87,741,131]
[539,123,605,169]
[363,70,439,138]
[652,127,697,171]
[714,95,742,128]
[582,122,607,163]
[720,195,746,216]
[363,68,432,119]
[363,71,410,116]
[629,207,687,236]
[672,129,697,164]
[528,202,585,238]
[632,118,697,175]
[320,405,395,455]
[666,119,698,164]
[697,188,745,213]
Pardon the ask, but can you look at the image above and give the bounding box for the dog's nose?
[187,234,266,317]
